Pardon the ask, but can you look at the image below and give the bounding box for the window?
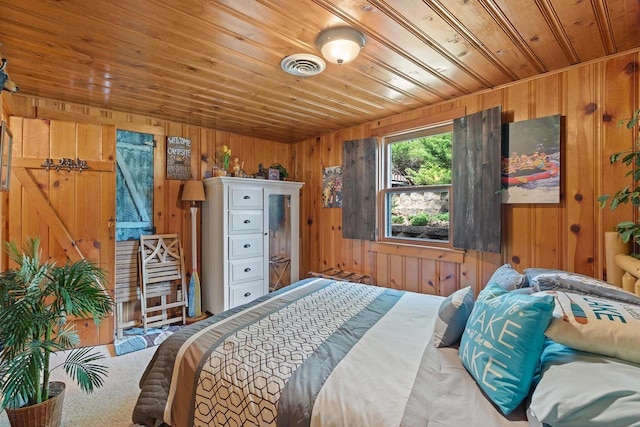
[381,124,453,246]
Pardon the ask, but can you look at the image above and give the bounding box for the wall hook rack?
[41,158,90,173]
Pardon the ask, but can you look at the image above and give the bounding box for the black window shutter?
[452,106,502,253]
[342,137,377,241]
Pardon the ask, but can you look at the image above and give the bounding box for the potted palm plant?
[0,237,113,427]
[598,108,640,253]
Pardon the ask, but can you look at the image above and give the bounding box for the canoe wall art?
[501,115,562,204]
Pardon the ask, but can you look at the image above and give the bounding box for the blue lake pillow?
[433,286,475,348]
[459,282,554,415]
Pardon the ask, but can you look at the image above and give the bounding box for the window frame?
[379,123,454,248]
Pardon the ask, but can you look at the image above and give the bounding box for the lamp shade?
[182,180,206,202]
[316,26,365,65]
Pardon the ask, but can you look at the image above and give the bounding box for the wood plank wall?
[293,50,640,298]
[0,50,638,346]
[3,95,293,345]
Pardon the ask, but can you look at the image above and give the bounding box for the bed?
[132,269,640,427]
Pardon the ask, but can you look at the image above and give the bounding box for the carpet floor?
[0,344,157,427]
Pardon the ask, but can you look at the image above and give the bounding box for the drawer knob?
[244,292,251,297]
[244,243,251,248]
[244,267,251,272]
[243,195,250,199]
[244,219,251,224]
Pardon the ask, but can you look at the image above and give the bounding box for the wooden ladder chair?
[138,233,187,333]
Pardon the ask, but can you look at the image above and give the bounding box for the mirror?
[268,194,292,291]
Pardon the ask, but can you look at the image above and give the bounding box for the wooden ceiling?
[1,1,639,143]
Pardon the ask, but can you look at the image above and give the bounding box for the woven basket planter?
[5,382,65,427]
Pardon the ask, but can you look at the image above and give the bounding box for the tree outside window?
[383,126,452,244]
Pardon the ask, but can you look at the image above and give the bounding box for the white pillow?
[529,341,640,427]
[535,290,640,364]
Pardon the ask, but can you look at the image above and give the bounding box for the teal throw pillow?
[459,282,554,415]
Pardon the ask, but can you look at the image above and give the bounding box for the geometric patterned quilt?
[132,278,529,427]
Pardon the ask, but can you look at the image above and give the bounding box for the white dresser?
[201,177,304,314]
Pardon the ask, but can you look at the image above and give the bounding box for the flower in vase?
[218,145,231,171]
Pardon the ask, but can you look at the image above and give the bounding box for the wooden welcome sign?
[166,136,192,180]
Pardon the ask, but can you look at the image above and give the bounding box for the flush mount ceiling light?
[316,26,365,65]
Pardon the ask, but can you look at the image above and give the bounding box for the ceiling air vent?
[280,54,326,77]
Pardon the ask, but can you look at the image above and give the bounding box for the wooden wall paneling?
[476,250,503,292]
[349,239,364,278]
[376,252,390,289]
[310,135,326,273]
[501,82,534,270]
[298,137,319,275]
[75,170,102,262]
[457,250,479,294]
[308,136,320,276]
[323,132,341,271]
[167,174,183,238]
[419,257,437,295]
[200,128,214,178]
[153,129,169,234]
[438,261,458,296]
[598,53,638,278]
[235,135,250,174]
[565,64,598,276]
[48,121,76,262]
[403,256,419,293]
[531,75,564,270]
[187,126,201,181]
[7,117,23,266]
[19,119,51,253]
[591,61,606,279]
[74,123,105,261]
[99,124,117,343]
[3,53,639,314]
[310,136,324,274]
[226,133,242,173]
[12,166,84,262]
[388,254,405,290]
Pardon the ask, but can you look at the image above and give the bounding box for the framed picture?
[268,168,280,180]
[501,115,561,204]
[0,121,13,191]
[322,166,343,208]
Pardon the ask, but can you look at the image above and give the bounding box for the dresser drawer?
[229,234,263,259]
[229,281,264,308]
[229,186,263,209]
[228,211,263,234]
[229,257,263,284]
